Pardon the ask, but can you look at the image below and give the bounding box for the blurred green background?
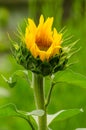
[0,0,86,130]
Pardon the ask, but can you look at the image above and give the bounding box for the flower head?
[12,15,75,76]
[25,15,62,61]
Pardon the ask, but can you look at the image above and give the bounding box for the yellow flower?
[25,15,62,61]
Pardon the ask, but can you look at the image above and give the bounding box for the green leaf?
[0,103,20,117]
[0,103,41,130]
[54,69,86,88]
[47,108,83,126]
[0,103,44,130]
[75,128,86,130]
[1,70,31,88]
[13,70,31,85]
[0,103,44,118]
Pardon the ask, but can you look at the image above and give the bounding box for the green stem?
[32,73,47,130]
[45,81,54,108]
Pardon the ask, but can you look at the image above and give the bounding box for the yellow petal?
[38,51,46,61]
[36,15,44,41]
[25,15,62,62]
[44,17,53,30]
[39,15,44,25]
[25,31,35,49]
[43,17,53,45]
[30,44,39,58]
[52,46,61,55]
[28,18,37,34]
[53,28,62,45]
[47,45,54,58]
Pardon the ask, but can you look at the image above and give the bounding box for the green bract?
[13,42,68,76]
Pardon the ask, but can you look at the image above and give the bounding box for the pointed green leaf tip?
[1,74,16,88]
[47,108,83,126]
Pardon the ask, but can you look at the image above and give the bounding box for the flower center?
[36,37,52,51]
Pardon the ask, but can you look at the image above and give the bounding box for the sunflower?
[12,15,69,76]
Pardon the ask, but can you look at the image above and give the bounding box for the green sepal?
[13,41,68,76]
